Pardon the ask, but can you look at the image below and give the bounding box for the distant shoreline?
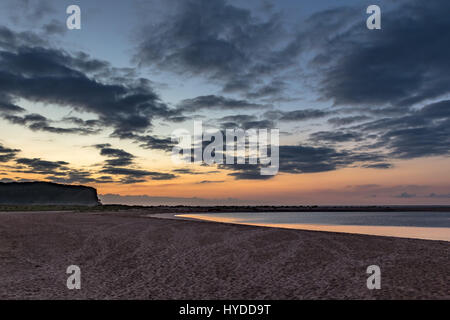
[1,204,450,213]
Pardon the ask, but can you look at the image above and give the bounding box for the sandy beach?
[0,211,448,300]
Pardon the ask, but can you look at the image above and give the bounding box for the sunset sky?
[0,0,449,205]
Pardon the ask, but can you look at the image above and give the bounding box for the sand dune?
[0,211,448,299]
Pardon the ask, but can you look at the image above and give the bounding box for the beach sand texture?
[0,211,448,299]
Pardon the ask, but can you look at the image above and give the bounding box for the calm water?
[177,211,450,241]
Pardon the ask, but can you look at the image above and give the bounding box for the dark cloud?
[42,19,67,36]
[29,123,99,135]
[216,114,276,130]
[305,99,449,161]
[380,124,450,159]
[196,180,225,184]
[356,100,450,159]
[310,131,362,143]
[0,26,181,145]
[314,0,450,107]
[2,113,45,125]
[94,144,135,167]
[328,116,371,127]
[62,117,103,128]
[15,158,69,174]
[2,113,100,135]
[173,168,203,175]
[218,161,274,180]
[219,145,388,180]
[136,135,175,151]
[264,109,329,122]
[239,120,274,130]
[45,170,99,185]
[166,115,191,123]
[244,80,286,99]
[177,95,268,113]
[111,132,175,152]
[10,147,176,185]
[100,167,176,183]
[0,93,26,113]
[0,144,20,162]
[0,103,24,113]
[7,0,55,24]
[362,163,393,169]
[93,143,176,183]
[278,146,346,174]
[0,26,47,51]
[220,119,275,130]
[14,155,118,185]
[135,0,302,97]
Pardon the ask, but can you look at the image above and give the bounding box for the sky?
[0,0,449,205]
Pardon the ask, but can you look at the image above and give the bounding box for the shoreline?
[175,213,450,242]
[1,204,450,213]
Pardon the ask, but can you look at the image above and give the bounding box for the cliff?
[0,182,100,206]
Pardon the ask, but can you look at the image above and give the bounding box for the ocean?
[176,211,450,241]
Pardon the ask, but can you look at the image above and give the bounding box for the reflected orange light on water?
[177,214,450,242]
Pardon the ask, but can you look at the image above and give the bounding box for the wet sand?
[0,211,448,299]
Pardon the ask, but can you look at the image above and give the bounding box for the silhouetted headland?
[0,182,100,206]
